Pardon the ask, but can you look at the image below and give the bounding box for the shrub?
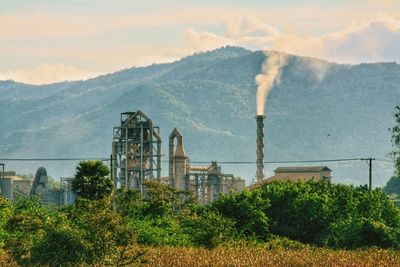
[212,189,270,240]
[261,181,400,247]
[180,209,237,248]
[132,217,192,246]
[262,181,332,243]
[0,196,13,248]
[321,218,400,248]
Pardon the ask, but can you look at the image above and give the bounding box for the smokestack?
[256,115,265,182]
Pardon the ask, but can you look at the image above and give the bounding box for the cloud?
[0,64,102,85]
[2,10,400,84]
[181,13,400,64]
[224,15,279,38]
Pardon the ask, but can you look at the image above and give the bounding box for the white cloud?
[2,12,400,84]
[224,15,279,38]
[180,13,400,64]
[0,64,102,85]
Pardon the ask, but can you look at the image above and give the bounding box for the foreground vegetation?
[2,243,400,267]
[1,168,400,266]
[143,245,400,267]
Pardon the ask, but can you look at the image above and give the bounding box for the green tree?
[72,160,113,200]
[389,106,400,175]
[212,189,270,240]
[0,196,13,248]
[141,180,193,218]
[4,197,55,266]
[69,197,138,265]
[383,176,400,195]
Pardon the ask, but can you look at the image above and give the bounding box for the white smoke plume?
[255,51,287,115]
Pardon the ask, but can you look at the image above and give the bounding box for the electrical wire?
[1,157,367,164]
[0,158,109,161]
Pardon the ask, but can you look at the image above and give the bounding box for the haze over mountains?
[0,46,399,186]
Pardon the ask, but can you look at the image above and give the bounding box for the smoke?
[255,51,287,115]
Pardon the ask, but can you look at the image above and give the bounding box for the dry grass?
[0,249,18,267]
[2,245,400,266]
[142,244,400,267]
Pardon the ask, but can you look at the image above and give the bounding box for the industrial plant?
[1,109,333,205]
[111,110,246,204]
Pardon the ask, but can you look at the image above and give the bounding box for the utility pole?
[362,158,375,190]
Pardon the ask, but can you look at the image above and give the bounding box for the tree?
[72,160,113,200]
[389,106,400,175]
[212,189,270,240]
[384,176,400,195]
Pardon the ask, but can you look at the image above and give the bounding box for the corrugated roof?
[274,166,332,173]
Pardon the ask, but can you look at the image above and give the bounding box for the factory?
[1,109,331,205]
[0,165,74,205]
[111,110,246,204]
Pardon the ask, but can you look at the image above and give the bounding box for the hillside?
[0,46,399,186]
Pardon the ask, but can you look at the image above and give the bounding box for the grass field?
[142,245,400,267]
[2,245,400,266]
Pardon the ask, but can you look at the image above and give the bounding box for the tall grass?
[143,245,400,267]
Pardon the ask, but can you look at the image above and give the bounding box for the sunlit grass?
[2,245,400,266]
[142,244,400,267]
[0,249,18,266]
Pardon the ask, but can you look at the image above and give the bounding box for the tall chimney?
[256,115,265,182]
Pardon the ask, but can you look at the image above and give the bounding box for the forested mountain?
[1,46,399,186]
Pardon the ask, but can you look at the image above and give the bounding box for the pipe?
[256,115,265,182]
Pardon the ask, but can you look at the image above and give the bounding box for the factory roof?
[274,166,332,173]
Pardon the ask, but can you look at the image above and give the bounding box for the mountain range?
[1,46,399,187]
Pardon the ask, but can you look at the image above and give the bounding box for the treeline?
[1,167,400,266]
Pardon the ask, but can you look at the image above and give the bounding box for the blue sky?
[1,0,400,84]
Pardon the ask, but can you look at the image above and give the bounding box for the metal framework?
[185,161,245,204]
[112,111,161,193]
[0,163,4,179]
[60,177,75,205]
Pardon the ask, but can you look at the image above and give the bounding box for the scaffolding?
[112,111,161,193]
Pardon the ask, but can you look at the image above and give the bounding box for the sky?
[1,0,400,84]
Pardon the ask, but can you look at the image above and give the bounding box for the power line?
[0,158,109,161]
[0,157,387,165]
[188,158,364,164]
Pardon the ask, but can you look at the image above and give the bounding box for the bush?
[4,197,54,266]
[180,209,237,248]
[30,224,86,266]
[321,218,400,248]
[212,189,270,240]
[141,181,194,218]
[262,181,332,243]
[0,196,13,248]
[69,197,136,265]
[132,217,192,246]
[261,181,400,247]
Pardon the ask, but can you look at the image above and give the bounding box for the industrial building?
[0,166,74,205]
[248,166,332,189]
[0,170,31,201]
[111,111,161,194]
[269,166,332,183]
[169,127,245,204]
[112,111,245,204]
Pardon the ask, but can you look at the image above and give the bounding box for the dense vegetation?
[383,106,400,206]
[1,160,400,266]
